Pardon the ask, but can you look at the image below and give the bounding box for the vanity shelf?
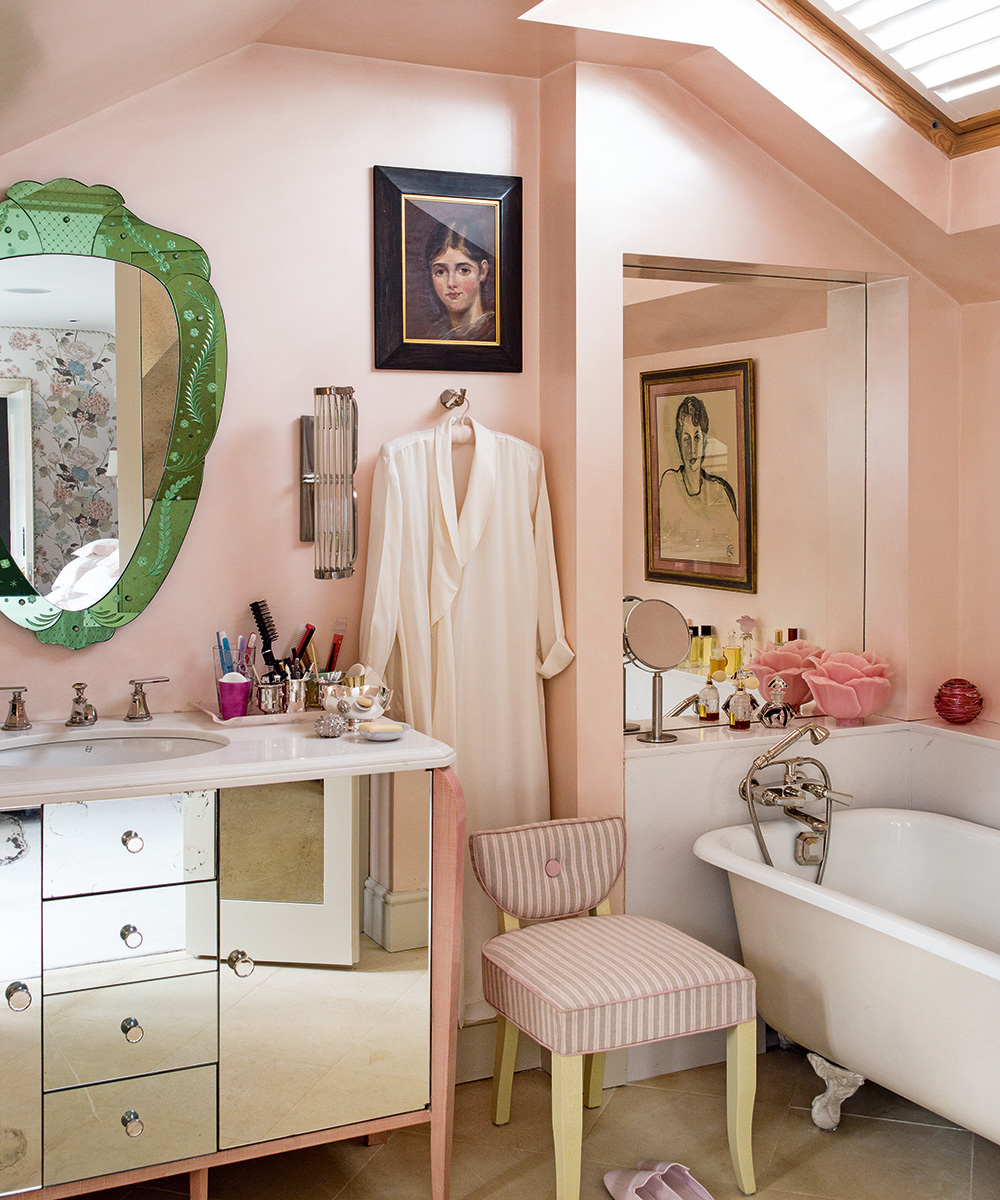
[0,715,463,1200]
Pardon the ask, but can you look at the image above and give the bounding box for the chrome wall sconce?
[300,386,358,579]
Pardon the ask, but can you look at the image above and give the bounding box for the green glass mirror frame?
[0,178,226,648]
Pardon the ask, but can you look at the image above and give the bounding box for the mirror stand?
[635,670,676,744]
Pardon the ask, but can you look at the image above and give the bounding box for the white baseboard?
[363,877,429,952]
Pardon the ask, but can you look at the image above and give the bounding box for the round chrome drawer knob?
[121,1017,144,1043]
[226,948,255,977]
[121,830,144,854]
[121,1110,143,1137]
[5,981,31,1011]
[120,924,143,949]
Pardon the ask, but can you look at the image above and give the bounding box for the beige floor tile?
[764,1106,973,1200]
[636,1047,818,1109]
[333,1129,485,1200]
[973,1134,1000,1200]
[579,1082,788,1192]
[448,1068,608,1156]
[205,1138,380,1200]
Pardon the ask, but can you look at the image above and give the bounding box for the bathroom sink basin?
[0,731,228,767]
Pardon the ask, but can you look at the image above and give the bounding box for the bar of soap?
[356,696,375,709]
[359,720,402,733]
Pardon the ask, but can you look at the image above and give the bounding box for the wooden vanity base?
[11,766,466,1200]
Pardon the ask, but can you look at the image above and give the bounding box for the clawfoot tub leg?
[806,1052,865,1131]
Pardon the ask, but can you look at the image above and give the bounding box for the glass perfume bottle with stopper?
[698,674,720,722]
[758,674,795,729]
[727,673,754,730]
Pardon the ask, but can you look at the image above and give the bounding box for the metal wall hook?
[439,387,467,411]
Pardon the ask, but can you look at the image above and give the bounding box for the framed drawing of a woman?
[373,165,522,372]
[641,360,757,592]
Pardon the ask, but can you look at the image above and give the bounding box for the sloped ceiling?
[0,0,296,158]
[6,0,1000,302]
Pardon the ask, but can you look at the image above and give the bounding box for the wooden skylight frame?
[756,0,1000,155]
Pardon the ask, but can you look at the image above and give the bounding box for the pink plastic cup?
[217,676,251,720]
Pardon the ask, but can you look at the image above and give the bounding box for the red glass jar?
[933,678,984,725]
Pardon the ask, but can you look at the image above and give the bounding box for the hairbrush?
[248,599,279,672]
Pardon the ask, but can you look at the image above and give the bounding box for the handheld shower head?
[751,722,828,772]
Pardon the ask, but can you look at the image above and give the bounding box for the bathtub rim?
[693,807,1000,983]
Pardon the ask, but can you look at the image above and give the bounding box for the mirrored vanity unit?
[0,714,464,1200]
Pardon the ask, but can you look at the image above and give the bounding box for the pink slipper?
[637,1161,715,1200]
[603,1166,682,1200]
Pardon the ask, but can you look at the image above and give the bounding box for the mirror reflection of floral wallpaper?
[1,327,117,591]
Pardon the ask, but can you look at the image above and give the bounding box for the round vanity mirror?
[623,598,690,745]
[624,598,690,672]
[0,178,226,648]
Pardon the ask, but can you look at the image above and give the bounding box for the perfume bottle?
[698,676,720,722]
[723,629,742,677]
[728,674,754,730]
[700,625,717,664]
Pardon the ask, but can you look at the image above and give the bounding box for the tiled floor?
[69,1047,1000,1200]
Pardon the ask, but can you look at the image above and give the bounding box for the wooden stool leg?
[551,1053,583,1200]
[492,1013,519,1125]
[583,1052,605,1108]
[726,1019,757,1195]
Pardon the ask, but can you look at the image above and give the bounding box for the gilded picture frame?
[373,165,522,372]
[641,360,756,592]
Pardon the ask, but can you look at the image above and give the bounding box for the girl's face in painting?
[430,246,488,319]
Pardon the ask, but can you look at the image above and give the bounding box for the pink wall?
[959,302,1000,696]
[544,62,966,815]
[0,44,541,721]
[0,42,981,804]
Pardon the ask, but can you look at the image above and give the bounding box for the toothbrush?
[221,633,234,675]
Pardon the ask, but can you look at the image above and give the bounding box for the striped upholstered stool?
[470,816,757,1200]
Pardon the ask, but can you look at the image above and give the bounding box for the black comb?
[249,599,279,670]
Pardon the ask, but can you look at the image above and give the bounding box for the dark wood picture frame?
[641,359,757,592]
[373,165,522,372]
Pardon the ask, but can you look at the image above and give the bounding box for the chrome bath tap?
[739,723,852,883]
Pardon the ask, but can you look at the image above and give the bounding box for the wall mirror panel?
[0,178,225,648]
[218,775,431,1148]
[622,256,867,728]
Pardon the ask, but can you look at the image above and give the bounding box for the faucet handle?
[124,678,169,722]
[0,687,30,731]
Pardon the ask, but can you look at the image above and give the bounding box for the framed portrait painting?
[373,165,522,372]
[641,360,757,592]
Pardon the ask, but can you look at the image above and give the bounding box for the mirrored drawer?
[43,792,215,898]
[45,971,218,1091]
[44,881,217,995]
[43,1063,217,1186]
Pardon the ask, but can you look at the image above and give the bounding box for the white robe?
[360,416,574,1018]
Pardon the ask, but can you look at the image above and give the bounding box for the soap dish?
[358,721,409,742]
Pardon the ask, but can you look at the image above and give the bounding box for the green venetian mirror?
[0,178,225,648]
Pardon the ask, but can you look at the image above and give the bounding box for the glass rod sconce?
[300,386,358,579]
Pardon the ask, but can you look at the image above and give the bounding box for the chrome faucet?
[739,723,852,883]
[66,682,98,726]
[0,687,30,731]
[124,677,169,722]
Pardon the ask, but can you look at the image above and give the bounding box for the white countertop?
[0,708,456,806]
[624,713,906,759]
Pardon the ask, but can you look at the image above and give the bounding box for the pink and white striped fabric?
[469,816,625,921]
[481,913,755,1057]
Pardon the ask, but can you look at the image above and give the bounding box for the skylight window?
[815,0,1000,117]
